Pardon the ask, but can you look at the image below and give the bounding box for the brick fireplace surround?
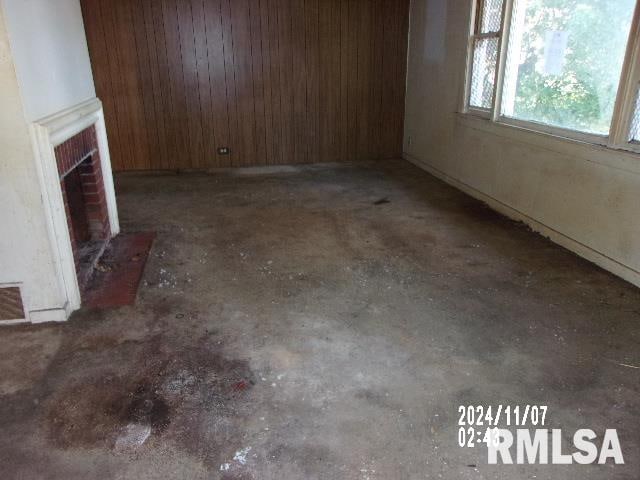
[55,125,111,292]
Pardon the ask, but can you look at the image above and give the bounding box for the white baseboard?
[0,319,30,326]
[1,307,68,326]
[403,152,640,288]
[28,307,69,324]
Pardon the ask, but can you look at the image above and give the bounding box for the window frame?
[462,0,640,155]
[464,0,508,118]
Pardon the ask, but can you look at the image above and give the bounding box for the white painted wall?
[0,5,67,319]
[0,0,98,321]
[1,0,95,121]
[404,0,640,286]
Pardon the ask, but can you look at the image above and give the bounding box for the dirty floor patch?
[0,160,638,479]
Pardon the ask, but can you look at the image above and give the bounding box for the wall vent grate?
[0,287,26,322]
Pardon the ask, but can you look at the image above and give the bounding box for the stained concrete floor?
[1,160,639,479]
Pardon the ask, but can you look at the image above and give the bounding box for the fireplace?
[55,125,111,294]
[23,98,120,322]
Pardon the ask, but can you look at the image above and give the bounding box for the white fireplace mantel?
[29,98,119,322]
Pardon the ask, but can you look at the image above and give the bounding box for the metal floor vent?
[0,286,26,322]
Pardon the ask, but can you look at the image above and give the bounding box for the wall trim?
[403,152,640,288]
[29,307,69,324]
[27,98,120,323]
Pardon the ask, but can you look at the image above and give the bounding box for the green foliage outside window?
[507,0,635,134]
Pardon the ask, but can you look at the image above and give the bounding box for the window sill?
[455,113,640,175]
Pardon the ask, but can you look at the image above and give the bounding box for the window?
[630,86,640,142]
[464,0,640,152]
[468,0,505,110]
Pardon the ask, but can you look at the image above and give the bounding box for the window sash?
[629,85,640,143]
[464,0,506,113]
[611,3,640,152]
[463,0,640,154]
[467,36,500,111]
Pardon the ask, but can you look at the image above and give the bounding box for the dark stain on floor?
[1,322,255,475]
[45,374,170,449]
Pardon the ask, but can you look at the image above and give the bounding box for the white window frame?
[462,0,640,155]
[464,0,509,118]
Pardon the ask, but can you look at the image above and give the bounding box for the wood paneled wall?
[80,0,410,171]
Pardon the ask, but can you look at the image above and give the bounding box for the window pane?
[469,37,499,109]
[480,0,504,33]
[501,0,636,135]
[629,87,640,143]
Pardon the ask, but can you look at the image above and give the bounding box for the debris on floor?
[114,423,151,451]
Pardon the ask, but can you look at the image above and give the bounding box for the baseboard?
[0,306,68,326]
[0,319,31,326]
[28,307,69,324]
[403,152,640,288]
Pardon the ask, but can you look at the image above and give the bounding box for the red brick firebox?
[55,125,111,289]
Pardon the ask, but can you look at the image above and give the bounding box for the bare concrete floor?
[1,160,639,479]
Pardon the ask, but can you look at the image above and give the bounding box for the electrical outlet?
[217,147,230,155]
[407,135,413,146]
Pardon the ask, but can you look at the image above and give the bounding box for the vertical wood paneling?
[191,0,214,168]
[202,0,231,168]
[115,0,150,170]
[329,0,342,162]
[131,0,157,170]
[368,0,384,161]
[290,0,307,164]
[140,0,168,169]
[277,0,295,165]
[98,0,133,170]
[305,0,320,164]
[148,0,173,170]
[231,0,255,166]
[318,0,334,162]
[220,0,239,168]
[162,0,188,169]
[83,1,123,169]
[81,0,410,171]
[177,2,205,169]
[266,0,283,164]
[338,0,350,162]
[356,0,372,161]
[345,0,358,162]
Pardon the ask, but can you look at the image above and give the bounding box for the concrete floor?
[1,160,638,479]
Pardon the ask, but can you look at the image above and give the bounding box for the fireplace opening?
[64,167,91,247]
[55,126,112,299]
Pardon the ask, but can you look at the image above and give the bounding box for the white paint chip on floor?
[114,423,151,450]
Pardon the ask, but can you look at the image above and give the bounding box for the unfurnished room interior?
[0,0,639,478]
